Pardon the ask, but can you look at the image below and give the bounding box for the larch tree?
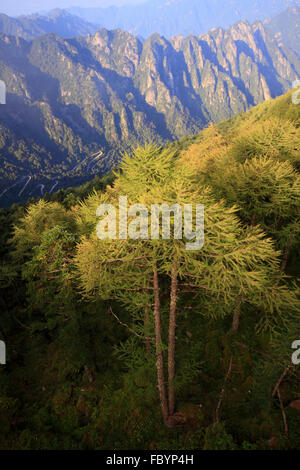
[75,144,300,427]
[210,156,300,272]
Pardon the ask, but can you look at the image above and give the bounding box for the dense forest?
[0,90,299,450]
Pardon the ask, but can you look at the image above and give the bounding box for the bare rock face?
[0,18,300,204]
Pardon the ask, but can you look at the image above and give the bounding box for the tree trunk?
[215,297,241,424]
[272,367,290,437]
[277,388,289,437]
[281,245,290,273]
[153,266,169,426]
[144,306,151,355]
[168,262,178,416]
[215,356,233,425]
[272,366,290,398]
[84,365,94,384]
[232,298,242,332]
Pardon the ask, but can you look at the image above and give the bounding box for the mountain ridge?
[265,5,300,56]
[0,17,299,205]
[68,0,300,38]
[0,9,101,41]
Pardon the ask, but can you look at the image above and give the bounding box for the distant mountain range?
[67,0,300,38]
[0,12,300,205]
[0,9,100,41]
[264,5,300,56]
[0,0,145,18]
[1,1,300,41]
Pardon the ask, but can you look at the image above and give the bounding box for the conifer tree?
[75,144,299,426]
[12,200,77,261]
[211,156,300,272]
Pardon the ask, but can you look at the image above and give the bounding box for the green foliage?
[203,423,237,450]
[12,200,77,261]
[0,92,299,450]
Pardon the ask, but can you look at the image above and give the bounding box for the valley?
[0,12,300,205]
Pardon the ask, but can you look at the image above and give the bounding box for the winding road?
[18,176,32,197]
[0,149,105,203]
[37,184,45,196]
[49,179,59,194]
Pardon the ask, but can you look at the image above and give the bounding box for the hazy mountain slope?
[69,0,300,38]
[0,20,299,205]
[265,5,300,56]
[0,0,146,17]
[0,9,100,41]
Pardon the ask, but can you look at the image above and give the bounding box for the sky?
[0,0,146,17]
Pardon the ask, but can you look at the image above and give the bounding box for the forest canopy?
[0,90,299,450]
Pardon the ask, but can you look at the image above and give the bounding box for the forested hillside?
[0,90,299,450]
[0,19,300,205]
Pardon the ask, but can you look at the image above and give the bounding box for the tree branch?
[215,356,233,426]
[277,388,289,437]
[272,366,291,398]
[109,306,154,341]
